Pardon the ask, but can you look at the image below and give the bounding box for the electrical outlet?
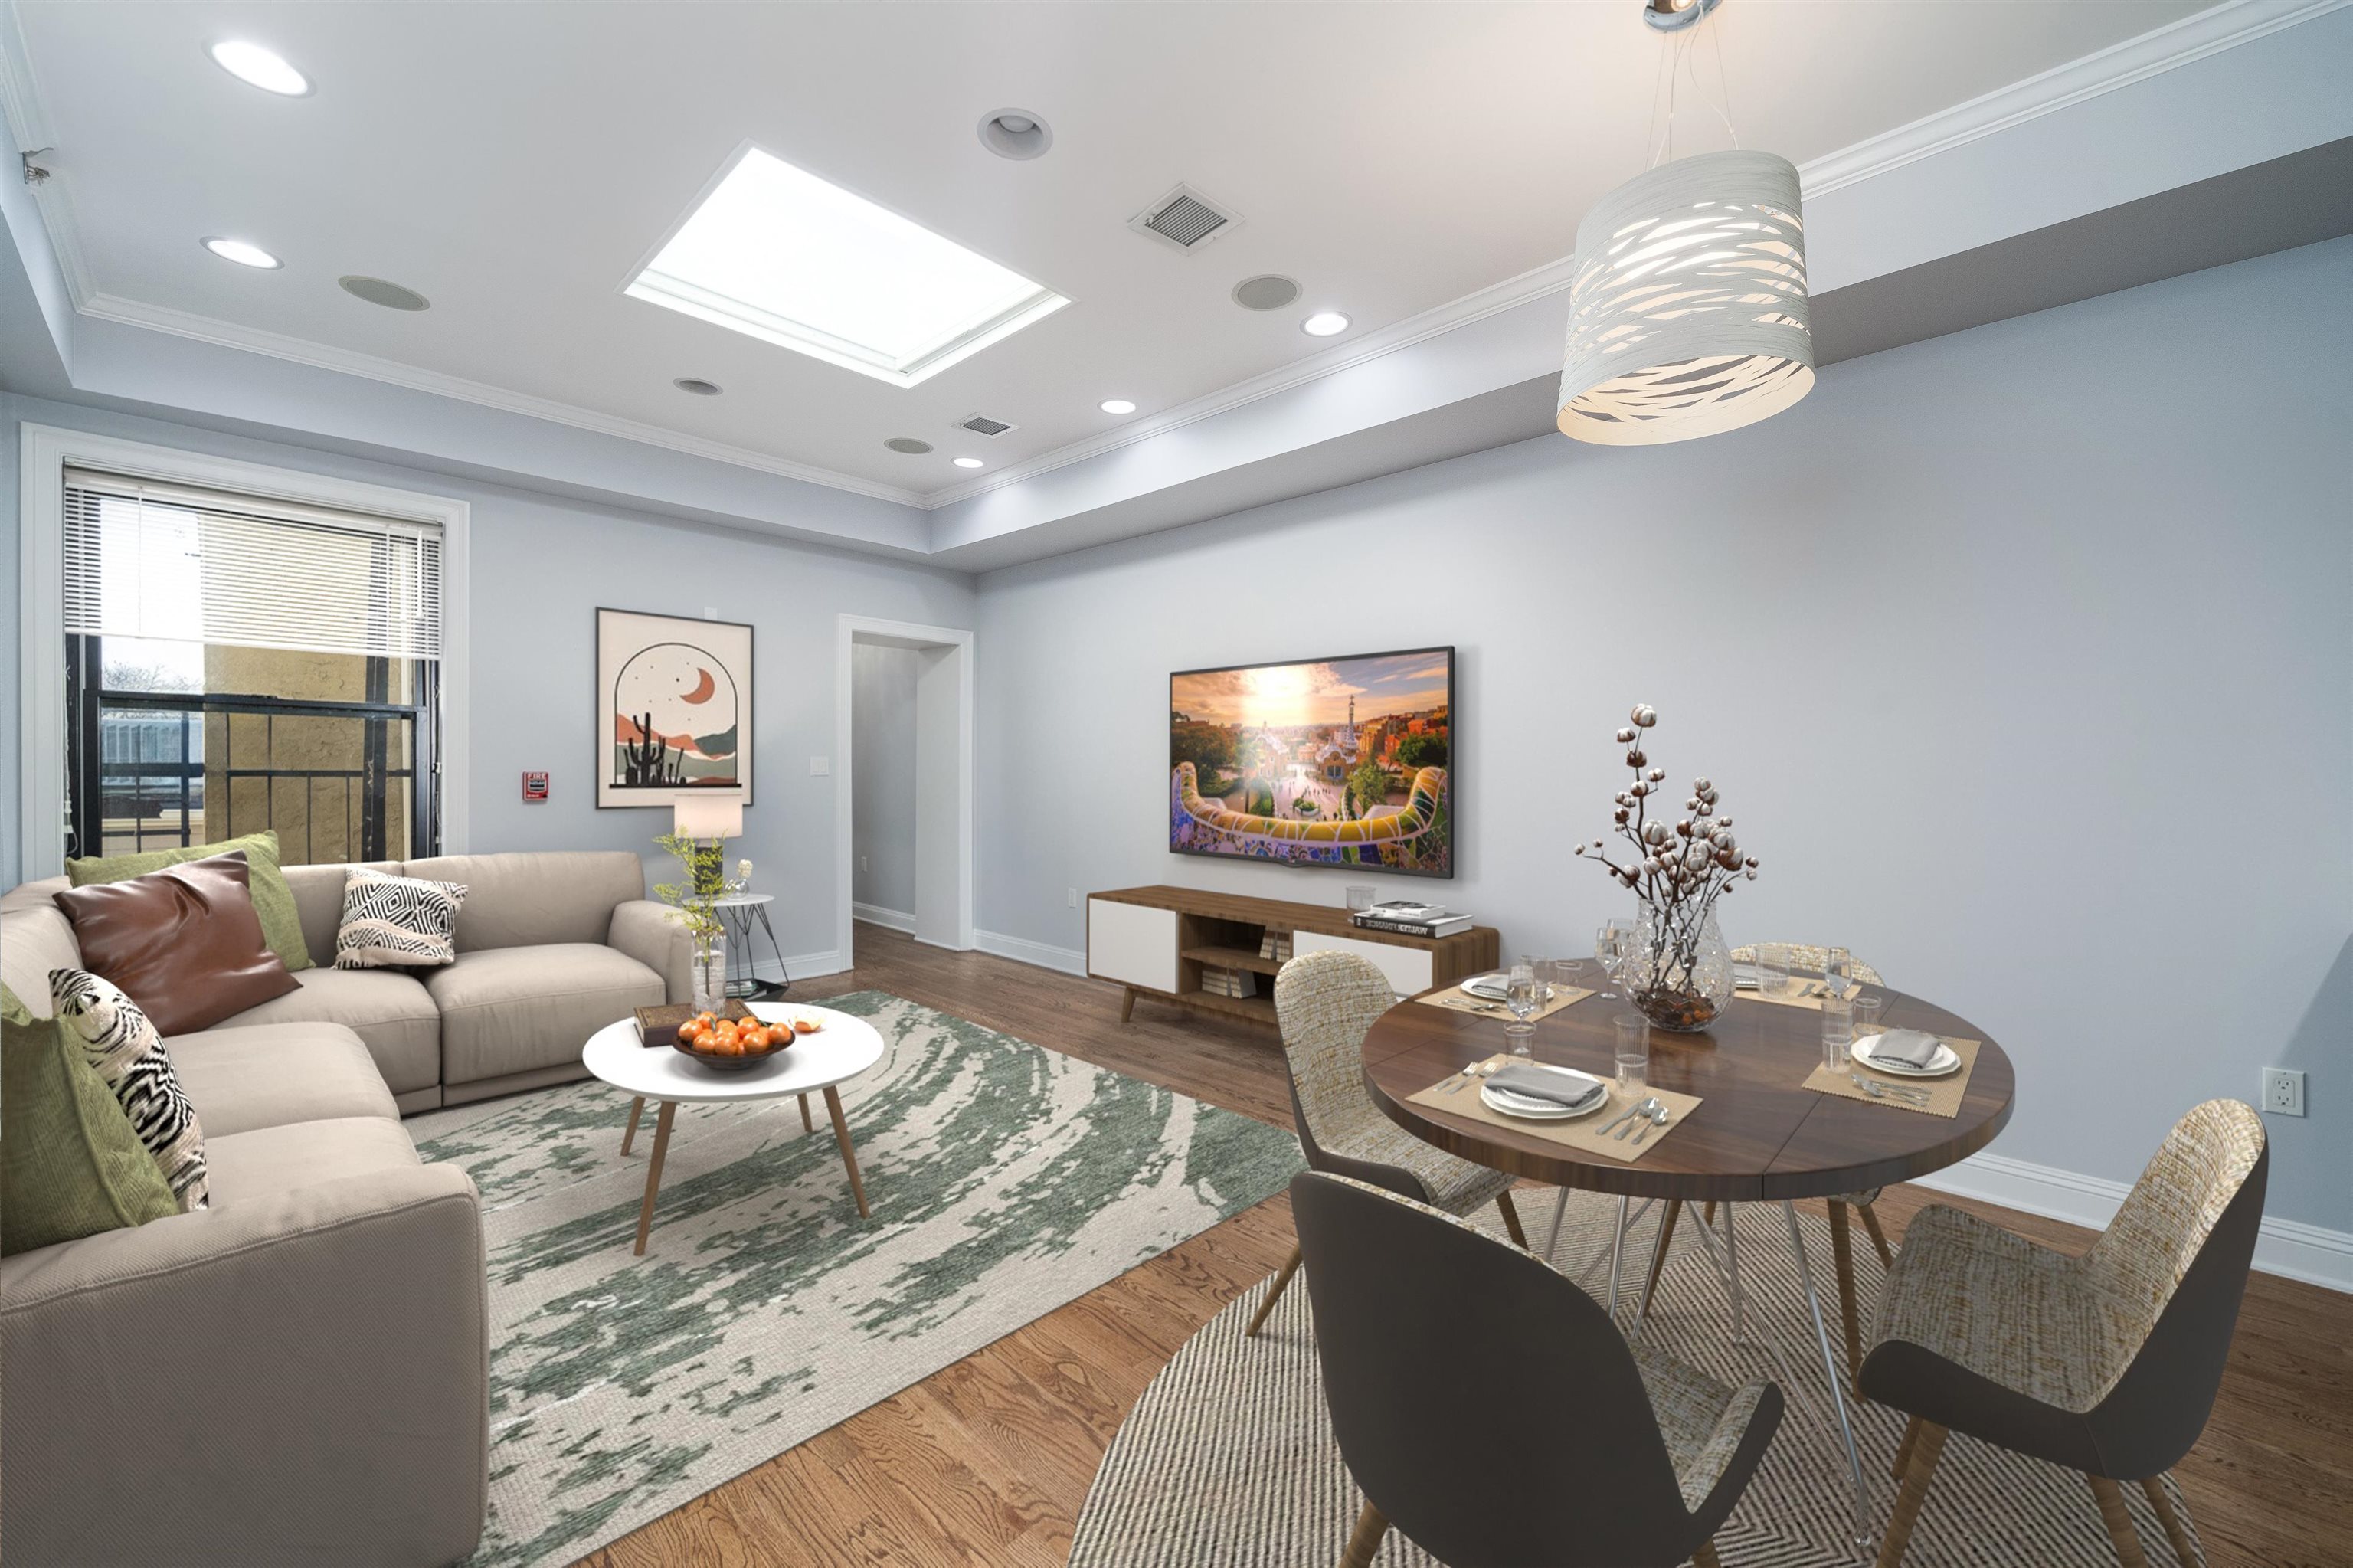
[809,757,830,776]
[2262,1067,2306,1117]
[1066,887,1078,908]
[703,607,719,620]
[861,855,869,872]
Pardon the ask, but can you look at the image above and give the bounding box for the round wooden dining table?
[1360,977,2015,1546]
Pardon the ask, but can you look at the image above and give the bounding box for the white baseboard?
[974,928,1088,977]
[749,951,846,984]
[1916,1148,2352,1294]
[851,902,915,933]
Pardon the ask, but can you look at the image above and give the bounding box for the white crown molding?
[74,291,931,507]
[1799,0,2352,196]
[2,0,2339,525]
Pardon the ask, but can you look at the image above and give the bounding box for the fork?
[1850,1072,1932,1105]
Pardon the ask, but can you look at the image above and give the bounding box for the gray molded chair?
[1249,949,1531,1336]
[1860,1099,2266,1567]
[1292,1170,1784,1568]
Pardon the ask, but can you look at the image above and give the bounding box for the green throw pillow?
[2,1008,179,1256]
[67,829,313,974]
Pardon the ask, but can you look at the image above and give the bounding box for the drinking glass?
[1613,1013,1651,1093]
[1852,994,1885,1040]
[1823,946,1856,999]
[1345,885,1376,913]
[1504,961,1541,1056]
[1821,993,1855,1074]
[1754,942,1792,996]
[1593,925,1623,998]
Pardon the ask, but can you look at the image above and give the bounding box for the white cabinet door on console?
[1292,930,1434,997]
[1088,899,1178,994]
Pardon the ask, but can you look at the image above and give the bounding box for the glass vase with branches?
[654,830,745,1008]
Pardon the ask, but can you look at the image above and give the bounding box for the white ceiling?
[12,1,2213,504]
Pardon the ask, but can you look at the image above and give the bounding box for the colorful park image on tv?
[1170,647,1453,878]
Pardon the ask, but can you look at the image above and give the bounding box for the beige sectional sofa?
[0,849,695,1565]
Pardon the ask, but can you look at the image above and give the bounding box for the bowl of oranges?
[672,1010,817,1071]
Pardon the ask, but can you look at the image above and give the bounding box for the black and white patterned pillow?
[50,967,209,1212]
[335,867,468,969]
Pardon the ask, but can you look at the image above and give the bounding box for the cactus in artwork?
[620,712,680,785]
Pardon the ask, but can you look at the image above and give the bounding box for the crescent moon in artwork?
[682,667,716,705]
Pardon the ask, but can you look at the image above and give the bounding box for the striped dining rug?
[406,990,1304,1568]
[1071,1193,2204,1567]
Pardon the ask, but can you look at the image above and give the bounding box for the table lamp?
[673,797,742,845]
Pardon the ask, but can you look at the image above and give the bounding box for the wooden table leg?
[1120,985,1137,1023]
[2090,1475,2152,1568]
[2141,1475,2200,1566]
[823,1085,872,1219]
[620,1095,644,1155]
[1339,1501,1389,1568]
[632,1101,676,1256]
[798,1092,813,1133]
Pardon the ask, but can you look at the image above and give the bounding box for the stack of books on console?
[1350,900,1474,938]
[1199,966,1258,998]
[1258,931,1294,964]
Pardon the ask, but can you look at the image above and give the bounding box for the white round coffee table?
[582,1003,886,1255]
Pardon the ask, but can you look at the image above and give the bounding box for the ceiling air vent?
[1129,183,1241,252]
[957,413,1019,437]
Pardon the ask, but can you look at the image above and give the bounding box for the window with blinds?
[61,466,444,865]
[62,467,443,661]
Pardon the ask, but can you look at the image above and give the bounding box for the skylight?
[626,146,1068,388]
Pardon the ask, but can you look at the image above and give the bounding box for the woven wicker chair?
[1635,944,1895,1386]
[1294,1170,1782,1568]
[1248,949,1529,1337]
[1861,1100,2266,1567]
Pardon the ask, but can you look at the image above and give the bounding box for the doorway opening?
[835,616,973,967]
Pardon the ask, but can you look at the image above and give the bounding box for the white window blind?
[61,467,443,661]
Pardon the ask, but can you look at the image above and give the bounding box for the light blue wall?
[974,238,2353,1233]
[850,643,920,918]
[0,393,977,958]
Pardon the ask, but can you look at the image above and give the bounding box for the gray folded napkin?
[1864,1029,1946,1070]
[1485,1063,1605,1109]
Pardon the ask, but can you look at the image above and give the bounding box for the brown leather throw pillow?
[51,851,299,1036]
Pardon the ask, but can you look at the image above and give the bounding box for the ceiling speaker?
[1232,275,1301,311]
[339,275,430,311]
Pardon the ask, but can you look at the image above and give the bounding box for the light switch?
[809,757,830,776]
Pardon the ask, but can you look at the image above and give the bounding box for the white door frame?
[16,422,471,882]
[833,614,973,964]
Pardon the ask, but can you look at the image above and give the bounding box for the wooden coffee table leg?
[620,1095,644,1155]
[798,1093,813,1133]
[823,1085,871,1219]
[633,1101,676,1256]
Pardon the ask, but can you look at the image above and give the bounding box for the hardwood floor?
[579,922,2351,1568]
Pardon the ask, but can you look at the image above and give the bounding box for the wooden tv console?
[1085,885,1500,1030]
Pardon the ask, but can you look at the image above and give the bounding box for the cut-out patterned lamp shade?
[1557,149,1814,445]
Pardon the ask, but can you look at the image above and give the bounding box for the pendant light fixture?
[1557,0,1813,446]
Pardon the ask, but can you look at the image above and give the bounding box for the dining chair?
[1292,1170,1784,1568]
[1641,944,1892,1383]
[1250,948,1532,1337]
[1860,1099,2266,1568]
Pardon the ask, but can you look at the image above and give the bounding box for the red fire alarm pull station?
[522,772,550,802]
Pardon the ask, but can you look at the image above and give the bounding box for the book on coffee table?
[632,1000,754,1046]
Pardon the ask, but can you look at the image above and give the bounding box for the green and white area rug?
[406,991,1304,1568]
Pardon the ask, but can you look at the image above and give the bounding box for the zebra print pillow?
[48,968,209,1212]
[335,867,469,970]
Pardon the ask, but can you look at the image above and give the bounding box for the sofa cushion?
[2,1010,178,1255]
[51,852,300,1036]
[165,1023,400,1138]
[401,851,643,953]
[335,867,468,970]
[283,861,402,970]
[67,830,313,974]
[50,970,210,1213]
[427,943,663,1085]
[207,967,440,1098]
[202,1117,421,1208]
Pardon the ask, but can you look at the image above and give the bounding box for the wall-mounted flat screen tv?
[1170,645,1454,879]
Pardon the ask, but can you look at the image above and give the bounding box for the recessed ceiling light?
[977,109,1052,161]
[201,237,281,269]
[953,457,985,470]
[1301,311,1350,337]
[208,41,310,96]
[884,437,934,455]
[624,146,1069,388]
[673,378,723,396]
[1098,398,1137,415]
[339,275,429,311]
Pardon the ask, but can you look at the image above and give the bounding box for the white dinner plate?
[1461,973,1551,1003]
[1481,1078,1608,1121]
[1849,1036,1962,1079]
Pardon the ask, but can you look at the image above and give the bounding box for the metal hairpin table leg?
[1722,1199,1749,1345]
[1782,1199,1873,1550]
[1544,1187,1570,1263]
[1605,1195,1631,1324]
[751,902,790,993]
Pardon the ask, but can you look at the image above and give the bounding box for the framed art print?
[595,607,754,808]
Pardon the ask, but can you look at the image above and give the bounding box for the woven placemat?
[1415,980,1593,1022]
[1405,1054,1699,1164]
[1802,1031,1981,1118]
